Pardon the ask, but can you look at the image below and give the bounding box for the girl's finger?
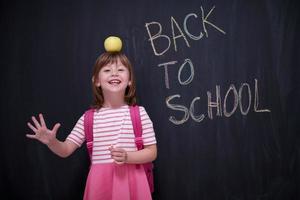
[115,161,125,165]
[114,156,126,164]
[27,122,37,132]
[111,148,124,153]
[26,134,36,139]
[112,156,123,162]
[31,116,41,129]
[111,152,123,157]
[39,113,47,127]
[52,123,61,133]
[108,145,114,151]
[114,161,124,165]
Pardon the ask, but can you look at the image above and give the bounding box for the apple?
[104,36,122,52]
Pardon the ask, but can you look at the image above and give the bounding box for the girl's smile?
[108,79,121,85]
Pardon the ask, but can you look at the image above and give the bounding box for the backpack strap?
[84,109,94,161]
[129,105,144,150]
[130,105,155,193]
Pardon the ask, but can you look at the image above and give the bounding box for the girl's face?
[95,58,131,96]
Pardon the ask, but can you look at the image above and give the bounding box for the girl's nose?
[111,68,118,76]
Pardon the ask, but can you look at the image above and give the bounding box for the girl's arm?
[110,144,157,164]
[26,114,78,158]
[46,138,78,158]
[127,144,157,164]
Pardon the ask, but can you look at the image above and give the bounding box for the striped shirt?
[66,105,156,164]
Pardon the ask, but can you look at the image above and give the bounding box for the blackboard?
[1,0,299,199]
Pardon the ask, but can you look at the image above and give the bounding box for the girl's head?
[91,52,136,109]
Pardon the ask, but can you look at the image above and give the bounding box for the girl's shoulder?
[130,105,147,113]
[136,106,152,117]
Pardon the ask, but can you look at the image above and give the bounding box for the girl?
[26,52,157,200]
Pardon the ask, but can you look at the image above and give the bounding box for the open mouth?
[108,79,121,85]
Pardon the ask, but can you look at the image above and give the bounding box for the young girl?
[26,52,157,200]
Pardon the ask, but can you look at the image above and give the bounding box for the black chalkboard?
[1,0,299,199]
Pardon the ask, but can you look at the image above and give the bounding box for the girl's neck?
[102,92,126,109]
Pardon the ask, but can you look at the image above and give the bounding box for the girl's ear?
[128,81,132,86]
[92,76,100,87]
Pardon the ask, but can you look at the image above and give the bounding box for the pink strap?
[129,105,144,150]
[84,109,94,160]
[130,105,154,193]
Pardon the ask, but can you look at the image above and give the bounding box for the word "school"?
[166,79,271,125]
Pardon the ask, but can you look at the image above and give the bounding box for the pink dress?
[83,163,152,200]
[67,106,156,200]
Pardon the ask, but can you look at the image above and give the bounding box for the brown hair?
[91,52,137,109]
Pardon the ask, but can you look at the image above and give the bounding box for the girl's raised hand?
[26,113,61,145]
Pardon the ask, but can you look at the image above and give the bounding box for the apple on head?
[104,36,122,52]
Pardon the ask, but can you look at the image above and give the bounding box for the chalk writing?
[166,79,270,125]
[145,6,226,56]
[158,61,177,89]
[145,6,271,125]
[158,58,195,89]
[178,59,194,86]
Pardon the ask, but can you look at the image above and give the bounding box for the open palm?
[26,114,60,145]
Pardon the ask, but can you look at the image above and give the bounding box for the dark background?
[1,0,299,199]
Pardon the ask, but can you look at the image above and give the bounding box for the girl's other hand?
[109,146,127,164]
[26,113,60,146]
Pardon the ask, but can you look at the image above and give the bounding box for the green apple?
[104,36,122,52]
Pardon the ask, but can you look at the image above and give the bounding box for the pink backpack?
[83,105,154,193]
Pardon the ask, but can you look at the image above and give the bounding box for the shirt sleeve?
[66,114,86,147]
[139,106,157,146]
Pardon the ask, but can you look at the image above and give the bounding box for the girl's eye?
[118,68,125,72]
[103,69,110,72]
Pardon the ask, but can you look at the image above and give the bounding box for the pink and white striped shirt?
[66,105,156,164]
